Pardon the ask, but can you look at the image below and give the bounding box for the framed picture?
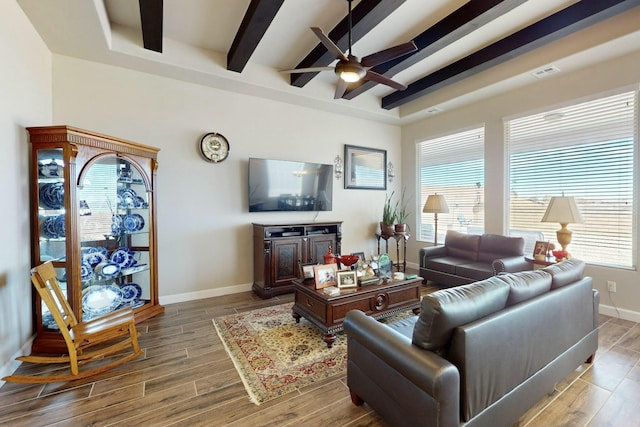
[299,262,316,281]
[313,263,338,289]
[344,145,387,190]
[337,270,358,289]
[533,241,549,259]
[351,252,365,263]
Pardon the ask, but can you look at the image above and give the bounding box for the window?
[417,127,485,243]
[506,91,637,268]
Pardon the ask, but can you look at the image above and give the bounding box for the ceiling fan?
[281,0,417,99]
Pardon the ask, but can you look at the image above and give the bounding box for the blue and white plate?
[111,247,135,268]
[111,215,123,234]
[123,213,145,232]
[82,284,122,317]
[120,283,142,303]
[80,262,94,281]
[95,261,121,278]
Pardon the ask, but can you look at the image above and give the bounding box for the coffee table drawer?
[294,292,326,322]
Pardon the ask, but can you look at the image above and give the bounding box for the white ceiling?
[16,0,640,124]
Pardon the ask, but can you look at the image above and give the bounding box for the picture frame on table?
[337,270,358,289]
[313,263,338,289]
[533,241,549,260]
[299,262,316,281]
[351,252,366,263]
[344,145,387,190]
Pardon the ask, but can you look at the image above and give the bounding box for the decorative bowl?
[339,254,359,267]
[552,250,568,261]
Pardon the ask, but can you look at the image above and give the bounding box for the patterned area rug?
[213,303,349,405]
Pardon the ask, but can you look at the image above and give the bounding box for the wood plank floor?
[1,286,640,427]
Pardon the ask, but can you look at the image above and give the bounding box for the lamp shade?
[423,194,449,214]
[541,196,583,224]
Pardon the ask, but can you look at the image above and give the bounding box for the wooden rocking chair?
[2,262,143,384]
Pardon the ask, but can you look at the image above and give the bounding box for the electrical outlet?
[607,281,617,292]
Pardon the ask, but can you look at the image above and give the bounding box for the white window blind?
[417,127,485,243]
[506,91,637,267]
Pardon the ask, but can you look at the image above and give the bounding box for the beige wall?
[0,2,52,378]
[403,49,640,321]
[51,55,403,304]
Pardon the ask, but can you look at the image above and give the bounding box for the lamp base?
[556,223,572,253]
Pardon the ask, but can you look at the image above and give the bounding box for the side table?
[376,233,410,272]
[525,256,556,269]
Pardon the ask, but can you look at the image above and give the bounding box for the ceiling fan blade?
[361,41,418,68]
[280,66,334,74]
[311,27,348,62]
[365,70,407,91]
[334,79,348,99]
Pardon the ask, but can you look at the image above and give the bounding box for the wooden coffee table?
[291,276,422,348]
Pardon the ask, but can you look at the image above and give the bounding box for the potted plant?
[394,188,410,234]
[380,191,396,236]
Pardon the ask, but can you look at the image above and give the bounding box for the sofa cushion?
[444,230,481,261]
[477,234,525,263]
[412,277,510,355]
[499,270,552,306]
[542,258,586,289]
[455,262,494,281]
[424,256,470,274]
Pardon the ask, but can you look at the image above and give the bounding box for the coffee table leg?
[292,311,301,323]
[324,333,336,348]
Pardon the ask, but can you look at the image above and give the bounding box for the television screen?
[248,158,333,212]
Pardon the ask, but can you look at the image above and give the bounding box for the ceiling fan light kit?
[336,57,366,82]
[281,0,416,99]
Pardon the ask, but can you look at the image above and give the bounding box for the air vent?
[532,65,560,78]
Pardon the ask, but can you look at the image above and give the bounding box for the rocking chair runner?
[2,262,143,384]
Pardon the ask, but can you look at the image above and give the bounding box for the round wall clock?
[199,132,230,163]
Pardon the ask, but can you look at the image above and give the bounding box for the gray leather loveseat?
[344,259,598,427]
[419,230,530,287]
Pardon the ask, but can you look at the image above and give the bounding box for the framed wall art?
[344,145,387,190]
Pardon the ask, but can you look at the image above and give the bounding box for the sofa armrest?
[344,310,460,427]
[420,245,448,266]
[492,256,530,274]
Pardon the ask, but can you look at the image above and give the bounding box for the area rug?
[213,303,349,405]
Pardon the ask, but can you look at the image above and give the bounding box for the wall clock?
[199,132,230,163]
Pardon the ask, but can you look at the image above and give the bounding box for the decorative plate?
[80,262,94,281]
[111,247,135,268]
[134,195,148,208]
[82,284,122,317]
[120,283,142,303]
[97,261,121,278]
[111,215,124,234]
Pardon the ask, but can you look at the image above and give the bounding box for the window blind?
[506,91,637,267]
[417,127,485,243]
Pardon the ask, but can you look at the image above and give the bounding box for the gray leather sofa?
[419,230,530,287]
[344,259,598,427]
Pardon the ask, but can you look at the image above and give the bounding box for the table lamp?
[541,196,583,253]
[423,193,449,245]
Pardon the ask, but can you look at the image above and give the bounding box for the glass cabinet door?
[78,155,151,321]
[36,148,67,330]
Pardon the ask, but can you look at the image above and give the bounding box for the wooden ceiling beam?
[342,0,527,100]
[228,0,285,73]
[382,0,640,110]
[290,0,406,88]
[139,0,163,53]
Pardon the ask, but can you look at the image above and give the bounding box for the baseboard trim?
[599,303,640,323]
[0,336,34,387]
[159,282,254,305]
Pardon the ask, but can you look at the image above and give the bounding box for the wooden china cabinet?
[27,125,163,352]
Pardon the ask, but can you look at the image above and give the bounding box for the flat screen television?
[248,158,333,212]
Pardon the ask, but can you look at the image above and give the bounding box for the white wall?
[403,49,640,321]
[51,55,402,303]
[0,2,52,378]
